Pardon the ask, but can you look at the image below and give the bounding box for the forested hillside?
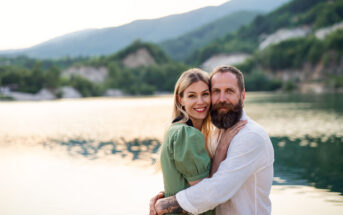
[0,41,188,98]
[187,0,343,92]
[188,0,343,65]
[159,10,261,61]
[1,0,342,99]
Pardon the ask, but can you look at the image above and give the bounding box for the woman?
[154,68,245,215]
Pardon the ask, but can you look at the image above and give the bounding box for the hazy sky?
[0,0,229,51]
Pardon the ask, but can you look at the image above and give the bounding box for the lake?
[0,92,342,214]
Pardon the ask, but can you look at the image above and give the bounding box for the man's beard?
[210,99,243,129]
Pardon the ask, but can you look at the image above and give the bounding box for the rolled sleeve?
[176,191,200,215]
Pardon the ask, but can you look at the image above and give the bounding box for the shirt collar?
[240,109,248,121]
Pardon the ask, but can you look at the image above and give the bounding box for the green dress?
[160,123,215,215]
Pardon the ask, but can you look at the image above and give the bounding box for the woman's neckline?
[172,115,193,127]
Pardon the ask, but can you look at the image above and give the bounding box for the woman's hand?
[210,120,247,176]
[149,191,165,215]
[218,120,247,151]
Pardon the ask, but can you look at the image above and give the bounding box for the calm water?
[0,92,342,214]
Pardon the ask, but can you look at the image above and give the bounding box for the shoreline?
[2,90,343,102]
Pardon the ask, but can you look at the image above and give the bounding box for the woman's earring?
[182,106,185,110]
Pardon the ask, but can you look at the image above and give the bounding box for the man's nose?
[219,92,226,102]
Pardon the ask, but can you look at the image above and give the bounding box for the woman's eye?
[203,92,210,96]
[188,95,195,98]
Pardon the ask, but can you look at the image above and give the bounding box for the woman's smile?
[194,107,207,113]
[179,80,211,129]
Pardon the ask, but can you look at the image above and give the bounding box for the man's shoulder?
[239,111,269,139]
[242,118,269,139]
[231,118,273,153]
[231,119,274,163]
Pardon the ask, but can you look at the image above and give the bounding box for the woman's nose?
[197,96,204,104]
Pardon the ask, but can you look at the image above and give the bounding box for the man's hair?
[210,65,245,92]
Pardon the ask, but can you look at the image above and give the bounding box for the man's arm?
[152,122,250,215]
[155,196,190,215]
[176,132,268,214]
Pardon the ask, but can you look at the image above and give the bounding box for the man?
[150,65,274,215]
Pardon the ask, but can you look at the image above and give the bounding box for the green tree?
[106,62,121,88]
[68,75,104,97]
[44,66,61,89]
[27,61,45,93]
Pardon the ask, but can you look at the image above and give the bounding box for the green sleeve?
[172,126,211,182]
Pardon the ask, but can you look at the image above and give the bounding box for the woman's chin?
[191,113,209,121]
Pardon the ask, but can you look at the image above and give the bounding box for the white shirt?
[176,110,274,215]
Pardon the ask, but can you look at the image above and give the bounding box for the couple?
[150,66,274,215]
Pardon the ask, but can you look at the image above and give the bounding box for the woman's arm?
[209,120,247,177]
[189,179,202,186]
[188,120,247,185]
[150,121,246,214]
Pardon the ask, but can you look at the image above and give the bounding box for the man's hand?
[149,191,164,215]
[155,196,190,215]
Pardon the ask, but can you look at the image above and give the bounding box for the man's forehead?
[211,72,239,88]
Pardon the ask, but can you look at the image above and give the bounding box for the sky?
[0,0,229,51]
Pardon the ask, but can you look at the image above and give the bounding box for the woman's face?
[179,81,211,123]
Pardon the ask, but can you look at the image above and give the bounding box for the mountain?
[188,0,343,65]
[187,0,343,92]
[0,0,289,59]
[159,10,261,61]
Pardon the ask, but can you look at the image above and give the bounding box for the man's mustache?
[212,102,235,111]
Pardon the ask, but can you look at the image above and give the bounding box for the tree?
[44,66,61,89]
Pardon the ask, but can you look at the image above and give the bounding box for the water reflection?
[272,135,343,194]
[247,92,343,113]
[46,133,343,195]
[44,138,160,163]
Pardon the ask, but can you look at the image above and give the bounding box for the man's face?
[210,72,245,129]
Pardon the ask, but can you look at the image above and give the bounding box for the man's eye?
[203,92,210,96]
[188,95,195,98]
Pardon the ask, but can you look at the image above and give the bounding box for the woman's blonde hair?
[172,68,214,157]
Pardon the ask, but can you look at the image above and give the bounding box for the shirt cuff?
[176,190,199,215]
